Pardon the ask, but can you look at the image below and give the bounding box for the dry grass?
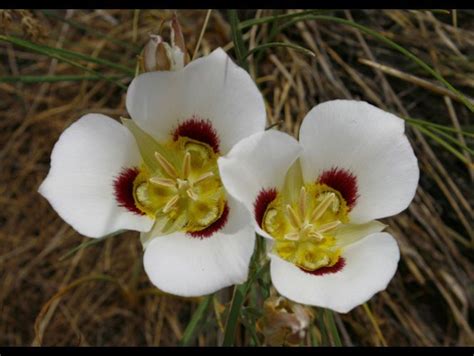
[0,9,472,346]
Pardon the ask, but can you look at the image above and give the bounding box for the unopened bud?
[141,14,190,72]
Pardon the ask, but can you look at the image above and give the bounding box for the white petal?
[270,232,400,313]
[126,48,266,154]
[218,130,302,227]
[38,114,154,238]
[299,100,419,223]
[143,197,255,297]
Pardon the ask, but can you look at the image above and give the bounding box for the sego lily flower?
[39,48,266,296]
[218,100,419,313]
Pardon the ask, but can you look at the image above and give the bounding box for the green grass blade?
[179,294,214,346]
[404,117,474,138]
[239,9,325,29]
[227,10,248,71]
[428,126,474,155]
[222,244,269,346]
[0,74,126,83]
[222,283,247,346]
[324,309,342,346]
[316,308,329,346]
[0,35,129,89]
[245,41,315,59]
[414,124,471,165]
[59,231,122,261]
[310,324,319,346]
[0,35,134,75]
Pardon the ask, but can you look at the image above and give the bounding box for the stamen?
[186,188,198,201]
[193,172,214,185]
[149,176,176,188]
[286,204,302,229]
[307,231,324,241]
[162,195,179,213]
[298,186,307,219]
[154,151,178,178]
[310,192,336,223]
[317,220,342,233]
[182,152,191,178]
[284,232,300,241]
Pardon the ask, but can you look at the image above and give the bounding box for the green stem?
[222,237,268,346]
[179,295,214,346]
[325,309,342,346]
[316,308,328,346]
[222,283,247,346]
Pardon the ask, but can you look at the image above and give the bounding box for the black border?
[2,1,473,9]
[0,346,473,353]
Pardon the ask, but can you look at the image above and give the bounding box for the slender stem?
[325,309,342,346]
[179,294,214,346]
[316,308,328,346]
[222,283,247,346]
[363,303,388,346]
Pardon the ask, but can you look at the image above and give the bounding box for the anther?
[311,193,336,223]
[182,152,191,178]
[299,186,307,218]
[162,195,179,213]
[286,204,302,229]
[186,188,198,201]
[284,232,300,241]
[149,176,176,188]
[307,231,324,241]
[155,151,179,178]
[317,220,341,233]
[193,172,214,185]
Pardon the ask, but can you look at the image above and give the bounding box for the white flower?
[39,48,266,297]
[218,100,419,313]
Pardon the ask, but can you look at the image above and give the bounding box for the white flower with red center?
[39,48,266,297]
[218,100,419,313]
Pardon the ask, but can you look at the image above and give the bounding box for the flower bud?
[141,14,190,72]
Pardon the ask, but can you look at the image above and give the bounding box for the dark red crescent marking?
[253,188,278,227]
[172,117,220,153]
[188,203,229,239]
[113,167,144,215]
[318,168,359,210]
[299,257,346,276]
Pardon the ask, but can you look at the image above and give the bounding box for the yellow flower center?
[262,183,349,271]
[132,136,226,235]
